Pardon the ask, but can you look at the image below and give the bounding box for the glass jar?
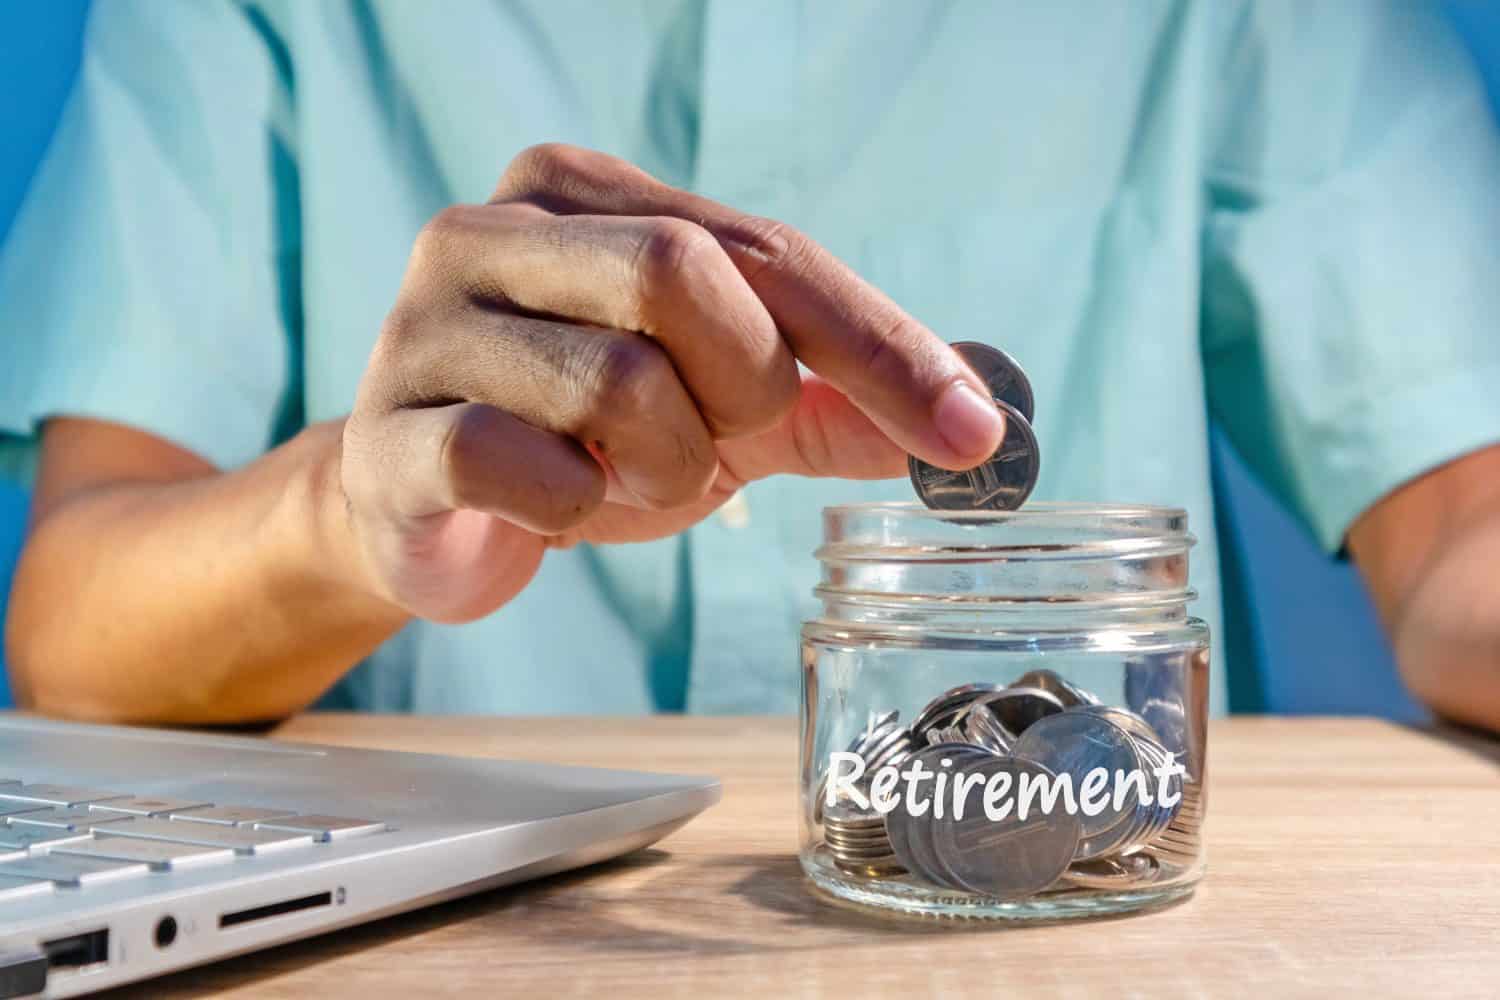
[799,502,1209,920]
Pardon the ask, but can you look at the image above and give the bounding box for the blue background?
[1,1,1497,714]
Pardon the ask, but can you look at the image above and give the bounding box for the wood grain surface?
[101,715,1500,999]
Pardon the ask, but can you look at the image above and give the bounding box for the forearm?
[1378,506,1500,733]
[4,421,410,725]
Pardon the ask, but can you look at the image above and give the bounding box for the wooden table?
[109,716,1500,999]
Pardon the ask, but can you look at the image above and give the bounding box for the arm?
[6,145,1006,726]
[1348,443,1500,732]
[6,418,409,725]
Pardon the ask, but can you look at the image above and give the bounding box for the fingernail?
[933,381,1005,461]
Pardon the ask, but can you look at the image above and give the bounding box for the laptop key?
[0,853,150,887]
[90,796,214,818]
[0,874,53,903]
[168,805,296,826]
[253,815,386,841]
[107,818,314,855]
[0,826,94,851]
[0,784,130,807]
[9,807,136,832]
[56,836,234,871]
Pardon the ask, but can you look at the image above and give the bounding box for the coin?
[911,683,1002,738]
[959,702,1016,753]
[884,744,991,890]
[824,799,905,874]
[929,756,1081,899]
[925,725,970,747]
[1011,668,1101,708]
[1059,852,1161,890]
[1012,710,1141,856]
[1075,704,1159,743]
[814,713,914,823]
[968,687,1065,736]
[1125,658,1190,759]
[908,400,1040,511]
[951,342,1036,424]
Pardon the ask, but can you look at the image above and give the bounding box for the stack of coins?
[814,669,1202,900]
[1142,780,1204,870]
[909,342,1041,512]
[823,802,904,876]
[815,711,918,874]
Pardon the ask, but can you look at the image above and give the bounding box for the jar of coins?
[799,502,1209,920]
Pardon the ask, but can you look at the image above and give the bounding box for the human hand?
[341,144,1005,622]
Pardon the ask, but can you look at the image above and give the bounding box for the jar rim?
[820,502,1194,557]
[823,501,1189,522]
[816,501,1196,612]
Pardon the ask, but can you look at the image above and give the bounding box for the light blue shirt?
[4,1,1500,717]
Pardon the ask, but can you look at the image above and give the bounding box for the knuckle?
[361,315,418,410]
[722,215,811,282]
[498,142,588,201]
[375,302,422,350]
[366,301,443,408]
[630,218,718,311]
[410,205,480,276]
[583,336,678,420]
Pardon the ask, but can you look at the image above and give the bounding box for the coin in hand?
[909,399,1040,511]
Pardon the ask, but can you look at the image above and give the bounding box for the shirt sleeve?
[1201,0,1500,552]
[0,1,297,475]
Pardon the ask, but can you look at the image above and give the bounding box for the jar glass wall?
[800,503,1210,920]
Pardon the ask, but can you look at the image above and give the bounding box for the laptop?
[0,715,720,998]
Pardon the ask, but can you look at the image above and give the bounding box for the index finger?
[491,144,1006,470]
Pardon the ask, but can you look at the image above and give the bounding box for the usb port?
[41,929,109,972]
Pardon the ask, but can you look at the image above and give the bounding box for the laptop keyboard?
[0,779,387,901]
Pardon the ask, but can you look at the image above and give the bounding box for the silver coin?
[1010,668,1101,708]
[814,714,911,822]
[831,855,906,877]
[823,801,884,825]
[908,400,1039,512]
[1012,710,1141,851]
[911,683,1002,737]
[925,725,965,747]
[951,342,1035,424]
[884,745,991,890]
[959,702,1016,754]
[1127,736,1181,846]
[1125,659,1191,761]
[929,756,1081,900]
[1059,852,1161,890]
[825,833,893,852]
[1076,703,1160,744]
[857,721,913,769]
[968,687,1065,736]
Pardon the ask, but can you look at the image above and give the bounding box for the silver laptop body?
[0,716,720,998]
